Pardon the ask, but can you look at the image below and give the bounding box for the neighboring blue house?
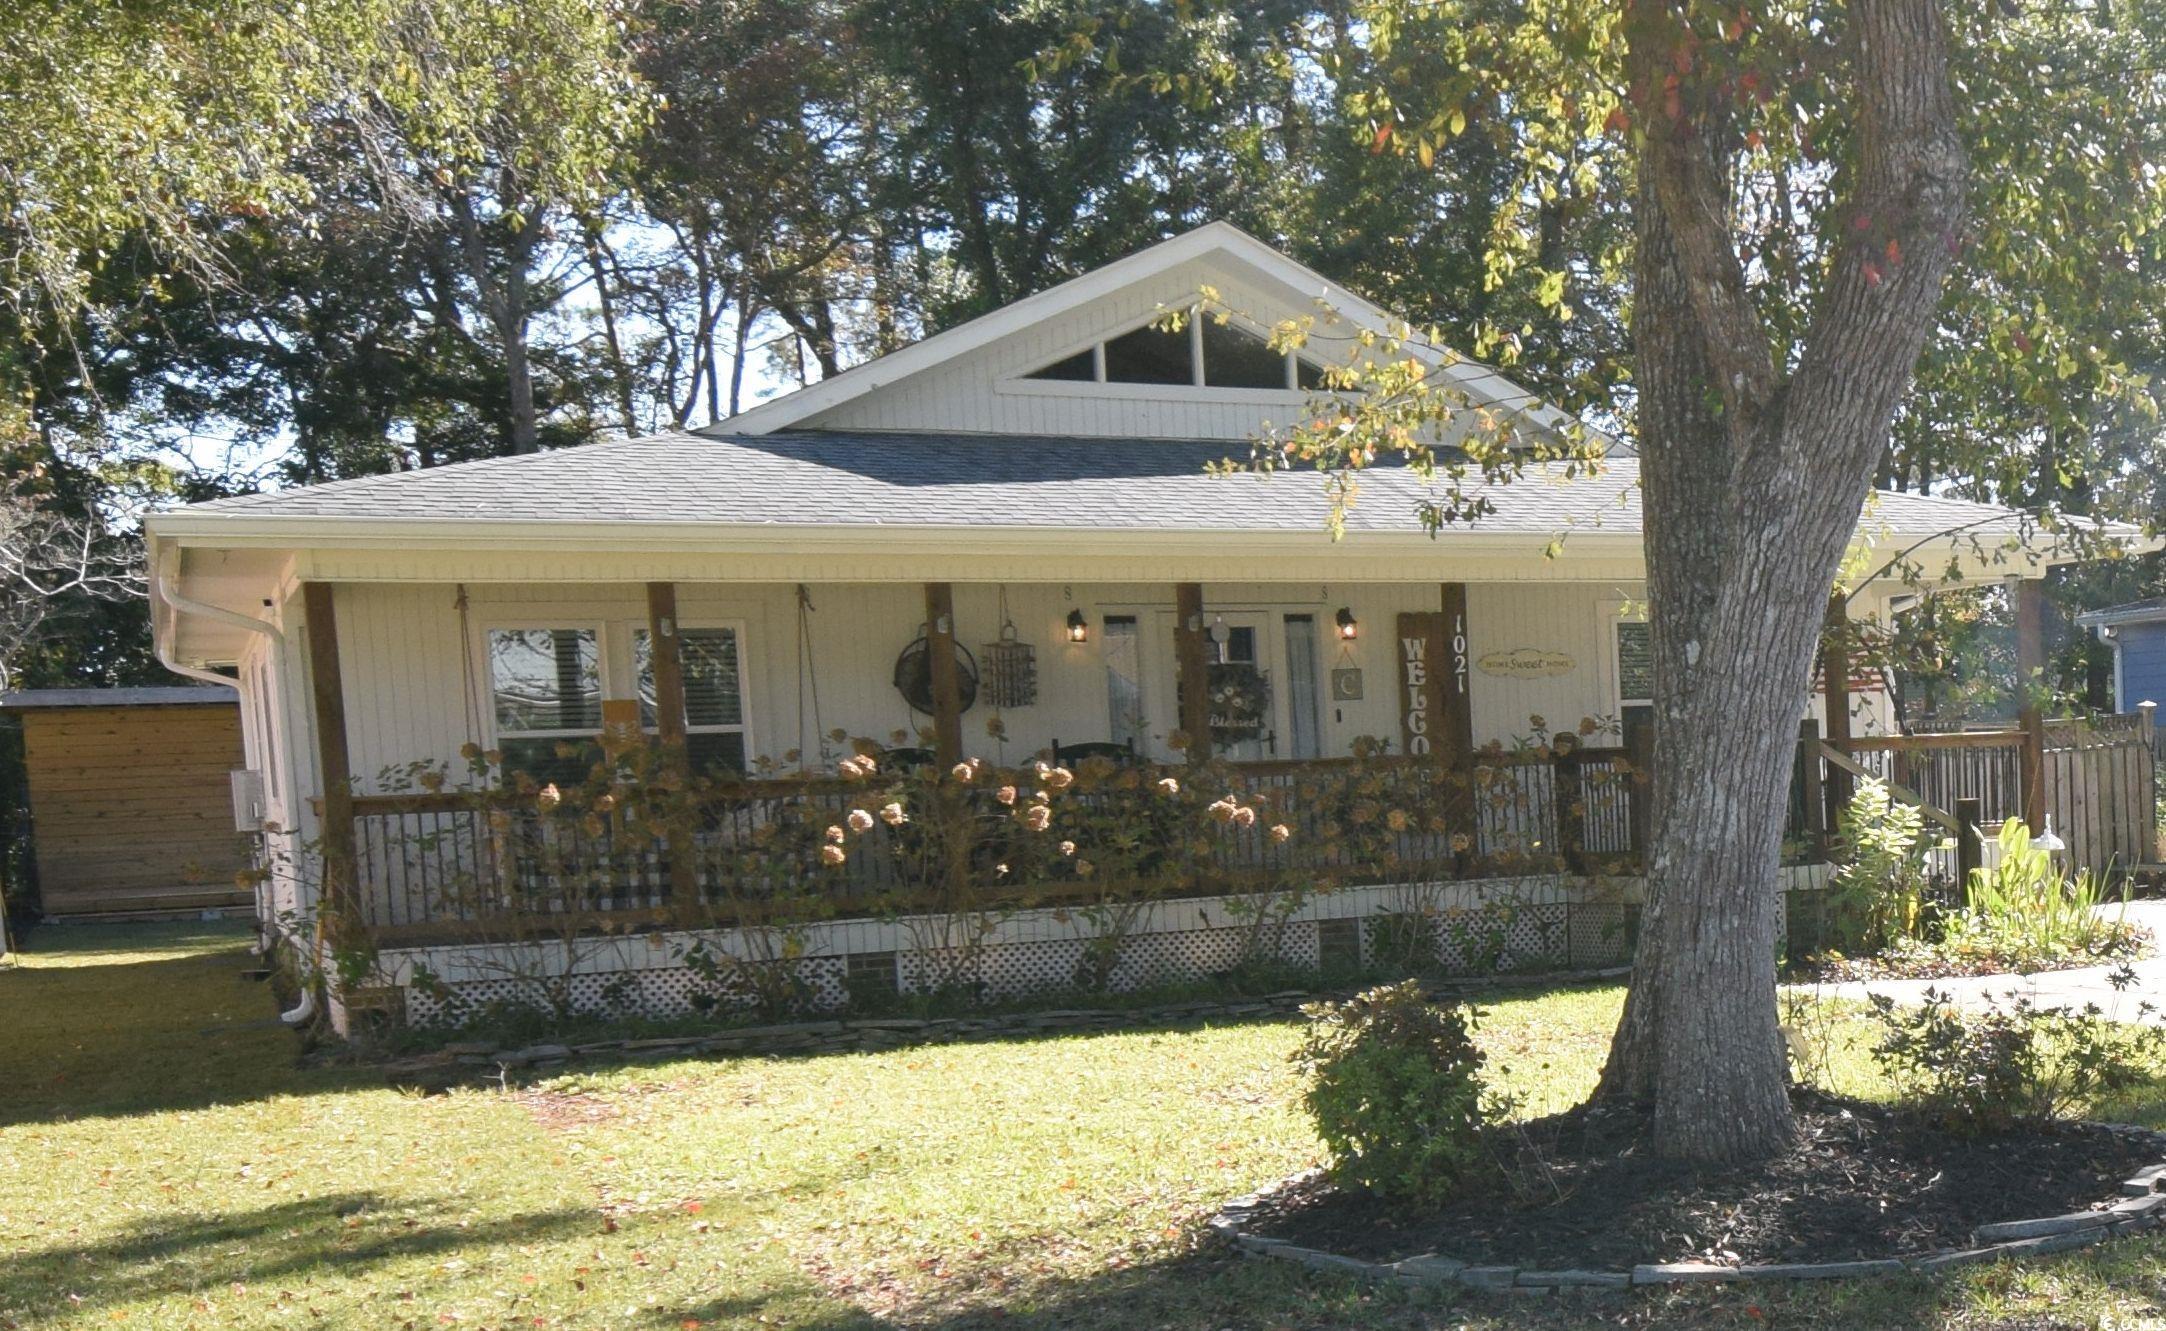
[2077,597,2166,711]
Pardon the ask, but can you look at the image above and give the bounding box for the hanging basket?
[980,622,1038,709]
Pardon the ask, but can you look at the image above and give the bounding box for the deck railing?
[342,709,2157,947]
[340,746,1651,943]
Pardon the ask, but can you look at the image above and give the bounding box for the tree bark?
[1597,0,1968,1162]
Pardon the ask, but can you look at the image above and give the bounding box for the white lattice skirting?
[367,867,1832,1028]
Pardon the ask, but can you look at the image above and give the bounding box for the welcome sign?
[1398,586,1473,763]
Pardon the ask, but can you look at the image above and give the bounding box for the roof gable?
[716,222,1581,444]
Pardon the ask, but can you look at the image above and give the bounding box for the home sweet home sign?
[1397,584,1474,765]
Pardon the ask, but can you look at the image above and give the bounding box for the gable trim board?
[718,222,1587,443]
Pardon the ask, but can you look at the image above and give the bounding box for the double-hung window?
[636,624,751,776]
[1614,618,1654,740]
[487,627,604,785]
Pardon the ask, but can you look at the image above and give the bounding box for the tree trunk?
[448,184,542,455]
[1596,0,1969,1162]
[584,227,639,434]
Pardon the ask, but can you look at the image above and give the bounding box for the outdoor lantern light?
[1065,609,1089,643]
[2035,816,2067,856]
[1335,607,1358,640]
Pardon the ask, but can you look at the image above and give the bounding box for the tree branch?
[1629,2,1781,437]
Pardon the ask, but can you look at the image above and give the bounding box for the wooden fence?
[1799,710,2158,881]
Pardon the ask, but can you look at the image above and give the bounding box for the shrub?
[1949,818,2137,971]
[1868,973,2166,1135]
[1828,777,1938,954]
[1292,981,1493,1203]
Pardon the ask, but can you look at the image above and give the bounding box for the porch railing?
[340,746,1653,943]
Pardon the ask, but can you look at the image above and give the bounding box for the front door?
[1140,609,1321,762]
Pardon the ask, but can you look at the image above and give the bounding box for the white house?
[143,223,2101,1027]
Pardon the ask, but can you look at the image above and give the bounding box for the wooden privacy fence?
[2042,713,2158,878]
[1795,710,2159,881]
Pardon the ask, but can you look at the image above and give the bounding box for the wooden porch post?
[645,583,689,752]
[1438,583,1474,768]
[1796,718,1827,861]
[1820,595,1853,826]
[1955,796,1984,889]
[302,582,356,929]
[645,582,698,906]
[924,582,964,767]
[2017,577,2048,833]
[1174,582,1212,763]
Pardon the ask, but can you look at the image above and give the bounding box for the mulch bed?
[1794,938,2149,984]
[1250,1089,2159,1270]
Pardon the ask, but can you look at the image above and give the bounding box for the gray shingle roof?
[2076,596,2166,627]
[168,429,2034,540]
[0,686,236,710]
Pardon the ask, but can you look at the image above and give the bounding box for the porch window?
[635,626,750,775]
[1103,615,1143,751]
[488,627,603,785]
[1283,614,1322,759]
[1615,619,1654,738]
[1615,620,1653,706]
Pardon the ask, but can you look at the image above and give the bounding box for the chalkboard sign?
[1616,621,1653,703]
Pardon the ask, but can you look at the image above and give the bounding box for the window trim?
[634,617,755,772]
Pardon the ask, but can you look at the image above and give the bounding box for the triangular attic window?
[1020,310,1326,391]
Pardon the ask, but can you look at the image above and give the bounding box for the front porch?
[250,567,2144,1027]
[291,574,1714,938]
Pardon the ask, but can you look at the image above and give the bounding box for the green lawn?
[3,922,2166,1330]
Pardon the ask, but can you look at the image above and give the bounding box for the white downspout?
[150,545,304,996]
[152,542,286,662]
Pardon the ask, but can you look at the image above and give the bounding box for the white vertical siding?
[800,260,1331,440]
[313,578,1662,795]
[336,583,471,787]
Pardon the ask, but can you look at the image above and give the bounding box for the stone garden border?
[1210,1134,2166,1292]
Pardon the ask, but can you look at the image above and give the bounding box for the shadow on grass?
[0,921,342,1129]
[2,1190,596,1326]
[646,1237,2166,1331]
